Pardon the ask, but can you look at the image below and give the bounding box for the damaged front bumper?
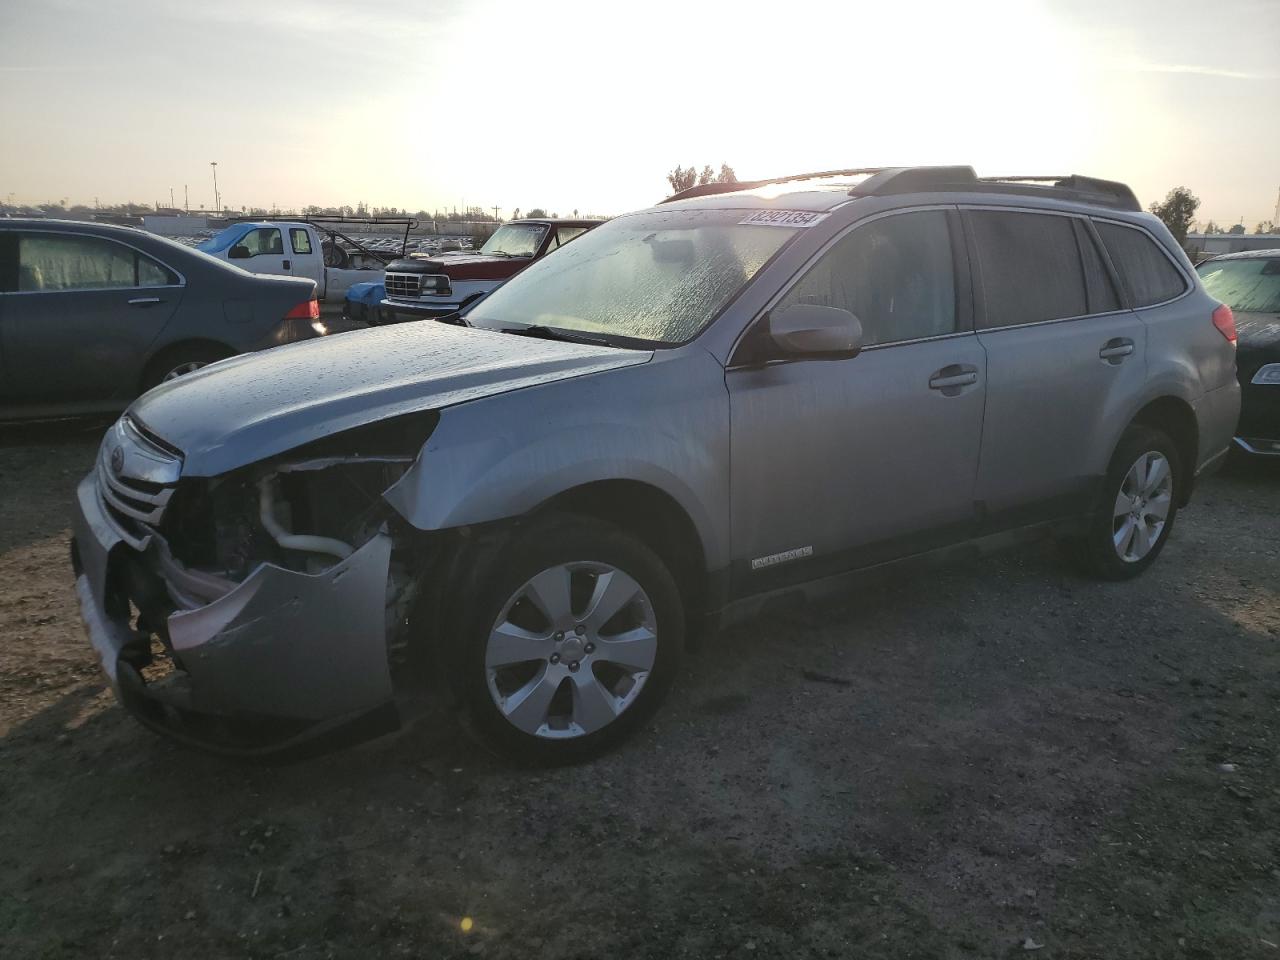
[70,472,400,757]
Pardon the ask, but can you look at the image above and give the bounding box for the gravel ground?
[1,422,1278,960]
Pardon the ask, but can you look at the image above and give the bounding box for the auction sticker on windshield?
[738,210,831,227]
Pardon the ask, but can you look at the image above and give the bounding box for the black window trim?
[1070,217,1122,315]
[1089,215,1193,311]
[0,228,187,295]
[727,203,974,370]
[960,204,1135,333]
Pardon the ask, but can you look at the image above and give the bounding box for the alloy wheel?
[162,361,208,382]
[484,561,658,739]
[1112,450,1173,562]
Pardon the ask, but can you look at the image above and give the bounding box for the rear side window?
[968,211,1087,328]
[16,234,179,291]
[1094,221,1187,307]
[775,209,956,347]
[289,228,312,255]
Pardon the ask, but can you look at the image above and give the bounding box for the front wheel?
[449,515,684,764]
[1071,424,1181,580]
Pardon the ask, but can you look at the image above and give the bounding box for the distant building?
[1185,232,1280,260]
[143,214,211,237]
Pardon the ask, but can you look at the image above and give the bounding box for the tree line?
[1148,187,1275,243]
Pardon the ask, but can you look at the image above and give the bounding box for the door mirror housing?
[228,245,251,260]
[769,303,863,360]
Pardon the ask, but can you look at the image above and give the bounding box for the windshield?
[468,209,799,344]
[1197,257,1280,314]
[481,223,547,258]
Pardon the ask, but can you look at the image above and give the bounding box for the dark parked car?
[0,219,324,421]
[1196,249,1280,455]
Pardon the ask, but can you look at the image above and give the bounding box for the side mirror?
[769,303,863,359]
[228,245,251,259]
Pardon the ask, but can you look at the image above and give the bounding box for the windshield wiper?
[500,324,612,347]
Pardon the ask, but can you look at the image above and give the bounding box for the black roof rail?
[661,165,1142,212]
[848,166,1141,212]
[662,167,888,203]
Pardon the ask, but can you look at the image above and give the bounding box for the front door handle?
[127,297,163,307]
[1099,337,1135,363]
[283,259,291,270]
[928,364,979,392]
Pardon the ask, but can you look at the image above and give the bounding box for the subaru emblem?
[110,446,125,476]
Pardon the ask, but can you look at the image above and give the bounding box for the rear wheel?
[1071,424,1181,580]
[141,343,233,392]
[449,514,684,764]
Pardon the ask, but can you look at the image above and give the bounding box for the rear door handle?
[928,364,979,390]
[127,297,163,307]
[1099,337,1135,362]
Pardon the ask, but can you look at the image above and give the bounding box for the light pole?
[210,162,220,214]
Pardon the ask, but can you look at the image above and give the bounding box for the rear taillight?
[1211,303,1236,344]
[284,297,321,321]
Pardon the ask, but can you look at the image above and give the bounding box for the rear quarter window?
[1094,221,1188,307]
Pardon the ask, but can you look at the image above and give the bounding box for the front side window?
[555,226,588,247]
[289,228,312,255]
[1197,257,1280,314]
[774,210,956,346]
[16,234,173,291]
[969,210,1088,328]
[469,209,797,344]
[481,223,549,258]
[239,227,284,256]
[1095,221,1187,307]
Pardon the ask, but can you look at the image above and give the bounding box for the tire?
[1070,424,1182,580]
[322,241,349,269]
[141,343,234,393]
[447,514,684,765]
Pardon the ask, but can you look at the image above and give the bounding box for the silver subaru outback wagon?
[70,166,1240,762]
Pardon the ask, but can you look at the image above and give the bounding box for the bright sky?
[1,0,1277,226]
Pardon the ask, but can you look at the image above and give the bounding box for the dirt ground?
[1,422,1278,960]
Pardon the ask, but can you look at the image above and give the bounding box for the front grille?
[95,418,182,550]
[385,272,422,299]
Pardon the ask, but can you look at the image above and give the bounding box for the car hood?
[389,253,526,281]
[129,322,652,477]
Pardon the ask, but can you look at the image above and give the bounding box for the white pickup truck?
[197,220,395,301]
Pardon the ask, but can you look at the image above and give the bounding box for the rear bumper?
[70,472,399,757]
[1193,381,1241,478]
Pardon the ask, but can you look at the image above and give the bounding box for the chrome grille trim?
[94,417,183,548]
[385,272,422,298]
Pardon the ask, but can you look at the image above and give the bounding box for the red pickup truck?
[379,218,600,322]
